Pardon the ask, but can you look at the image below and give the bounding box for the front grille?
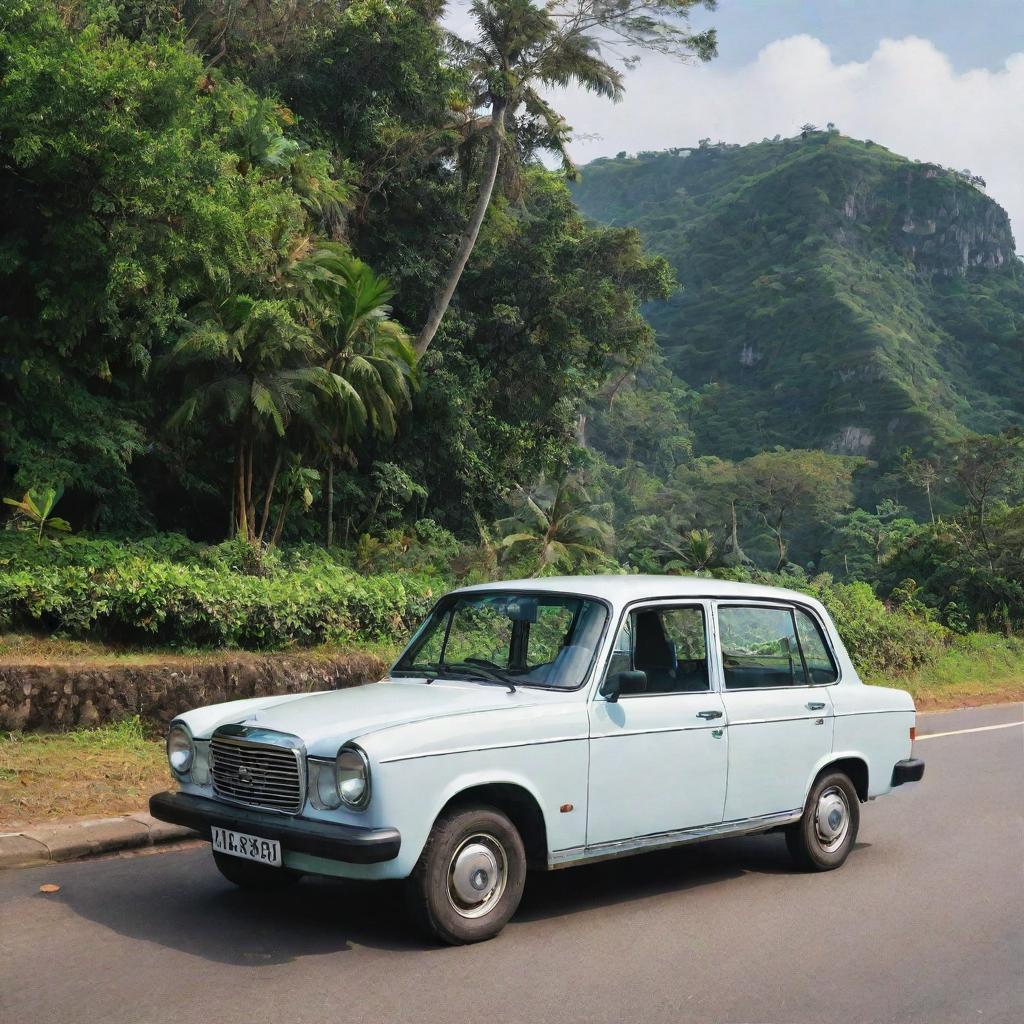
[210,733,304,814]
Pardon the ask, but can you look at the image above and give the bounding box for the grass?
[866,633,1024,709]
[0,717,171,829]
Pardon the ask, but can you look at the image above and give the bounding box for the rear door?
[716,602,836,821]
[587,601,728,846]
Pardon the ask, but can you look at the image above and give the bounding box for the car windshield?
[393,592,608,690]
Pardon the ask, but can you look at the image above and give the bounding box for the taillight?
[910,726,916,742]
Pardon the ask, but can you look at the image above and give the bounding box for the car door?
[716,602,836,821]
[587,601,728,847]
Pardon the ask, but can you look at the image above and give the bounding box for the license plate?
[210,826,282,867]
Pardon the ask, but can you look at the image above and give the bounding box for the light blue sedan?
[151,575,924,944]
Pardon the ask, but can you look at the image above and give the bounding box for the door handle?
[697,710,723,720]
[806,701,826,711]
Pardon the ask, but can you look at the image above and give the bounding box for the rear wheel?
[212,851,301,890]
[406,805,527,945]
[785,771,860,871]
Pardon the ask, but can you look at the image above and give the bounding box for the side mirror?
[600,670,647,702]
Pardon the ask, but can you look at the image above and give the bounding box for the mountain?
[571,134,1023,465]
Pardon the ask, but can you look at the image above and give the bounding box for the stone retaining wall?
[0,651,388,732]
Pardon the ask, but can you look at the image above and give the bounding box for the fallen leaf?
[39,883,60,894]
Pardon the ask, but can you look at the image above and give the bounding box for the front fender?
[372,739,589,876]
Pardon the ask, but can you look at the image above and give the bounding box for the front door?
[587,602,728,847]
[716,603,837,821]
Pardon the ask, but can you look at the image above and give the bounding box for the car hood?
[187,678,548,757]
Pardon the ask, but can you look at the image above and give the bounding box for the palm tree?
[165,291,331,545]
[415,0,716,357]
[296,245,417,545]
[497,474,613,575]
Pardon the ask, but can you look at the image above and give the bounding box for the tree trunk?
[326,457,335,547]
[235,439,248,540]
[271,494,293,548]
[257,450,283,546]
[925,482,934,525]
[245,442,256,545]
[414,98,507,358]
[774,531,786,570]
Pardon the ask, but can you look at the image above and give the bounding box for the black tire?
[212,851,301,890]
[405,805,527,945]
[786,770,860,871]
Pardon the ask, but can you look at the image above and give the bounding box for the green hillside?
[572,134,1023,464]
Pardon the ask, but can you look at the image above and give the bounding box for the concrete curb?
[0,813,196,869]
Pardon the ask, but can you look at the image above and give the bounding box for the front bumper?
[891,758,925,787]
[149,791,401,864]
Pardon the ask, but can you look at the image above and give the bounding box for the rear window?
[719,606,807,689]
[794,608,839,684]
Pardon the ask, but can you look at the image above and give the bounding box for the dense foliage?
[0,531,439,648]
[0,530,958,676]
[1,2,1021,659]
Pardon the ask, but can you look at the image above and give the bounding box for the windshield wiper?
[438,661,518,693]
[395,662,517,692]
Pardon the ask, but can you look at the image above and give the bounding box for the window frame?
[598,600,716,699]
[714,600,843,692]
[391,589,614,692]
[792,606,841,686]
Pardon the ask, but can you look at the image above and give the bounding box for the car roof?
[454,574,825,611]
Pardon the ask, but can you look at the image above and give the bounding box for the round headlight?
[167,724,194,776]
[336,746,370,809]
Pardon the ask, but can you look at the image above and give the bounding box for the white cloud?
[548,35,1024,243]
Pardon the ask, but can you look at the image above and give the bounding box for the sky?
[445,1,1024,241]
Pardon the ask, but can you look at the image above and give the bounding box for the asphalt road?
[1,705,1021,1024]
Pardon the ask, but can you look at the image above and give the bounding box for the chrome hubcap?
[447,833,508,919]
[814,786,850,852]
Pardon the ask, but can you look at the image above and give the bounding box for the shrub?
[0,534,441,649]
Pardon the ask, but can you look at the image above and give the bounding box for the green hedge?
[0,535,441,649]
[0,534,952,670]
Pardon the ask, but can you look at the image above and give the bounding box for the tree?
[823,500,915,579]
[392,169,674,531]
[296,246,417,545]
[0,2,348,527]
[660,527,715,573]
[164,289,331,546]
[414,0,717,357]
[950,429,1024,570]
[736,450,861,569]
[900,450,942,524]
[497,474,613,575]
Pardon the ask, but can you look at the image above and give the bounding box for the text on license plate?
[210,826,282,867]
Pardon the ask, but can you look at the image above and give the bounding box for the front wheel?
[785,771,860,871]
[406,805,527,945]
[212,851,302,890]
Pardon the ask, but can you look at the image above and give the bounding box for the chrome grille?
[210,732,304,814]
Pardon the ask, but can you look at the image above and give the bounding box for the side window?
[719,606,808,689]
[794,608,839,684]
[605,605,710,694]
